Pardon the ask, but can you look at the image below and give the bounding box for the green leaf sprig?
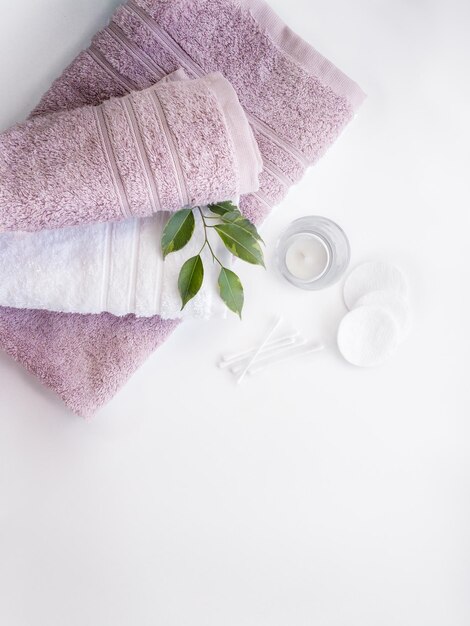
[161,201,264,318]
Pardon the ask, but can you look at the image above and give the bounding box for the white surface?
[0,1,469,625]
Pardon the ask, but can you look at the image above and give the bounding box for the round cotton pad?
[355,290,412,339]
[343,262,408,310]
[337,306,400,367]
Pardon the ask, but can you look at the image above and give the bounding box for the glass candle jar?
[276,216,350,290]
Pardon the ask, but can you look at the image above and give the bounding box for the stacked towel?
[0,0,365,417]
[0,72,261,231]
[0,211,231,319]
[0,68,233,319]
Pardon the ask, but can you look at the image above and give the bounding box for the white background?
[1,0,469,624]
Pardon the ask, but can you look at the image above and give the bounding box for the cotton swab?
[218,332,299,369]
[236,316,283,385]
[245,341,324,376]
[230,337,307,375]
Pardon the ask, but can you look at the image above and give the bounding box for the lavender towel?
[0,72,261,231]
[0,0,365,417]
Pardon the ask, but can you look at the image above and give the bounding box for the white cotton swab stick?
[218,332,299,369]
[236,316,283,385]
[246,341,324,376]
[219,335,297,369]
[230,337,307,375]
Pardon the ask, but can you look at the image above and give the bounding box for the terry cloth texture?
[0,307,179,418]
[0,210,231,319]
[0,0,365,417]
[0,69,231,320]
[0,72,261,231]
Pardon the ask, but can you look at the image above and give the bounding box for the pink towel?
[0,72,261,231]
[0,0,365,417]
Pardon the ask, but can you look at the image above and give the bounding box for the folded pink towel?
[0,0,365,417]
[0,72,261,231]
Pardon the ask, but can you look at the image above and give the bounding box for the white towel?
[0,209,231,319]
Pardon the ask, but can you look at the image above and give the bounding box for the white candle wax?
[284,233,330,281]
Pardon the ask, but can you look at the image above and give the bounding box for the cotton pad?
[337,306,400,367]
[343,262,408,310]
[355,290,412,339]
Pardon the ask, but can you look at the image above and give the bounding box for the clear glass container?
[276,216,350,290]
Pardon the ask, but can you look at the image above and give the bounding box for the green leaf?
[214,223,265,267]
[218,267,244,318]
[161,208,195,259]
[208,201,239,216]
[178,255,204,309]
[219,211,243,222]
[219,212,264,243]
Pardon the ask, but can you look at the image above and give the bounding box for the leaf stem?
[197,207,223,267]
